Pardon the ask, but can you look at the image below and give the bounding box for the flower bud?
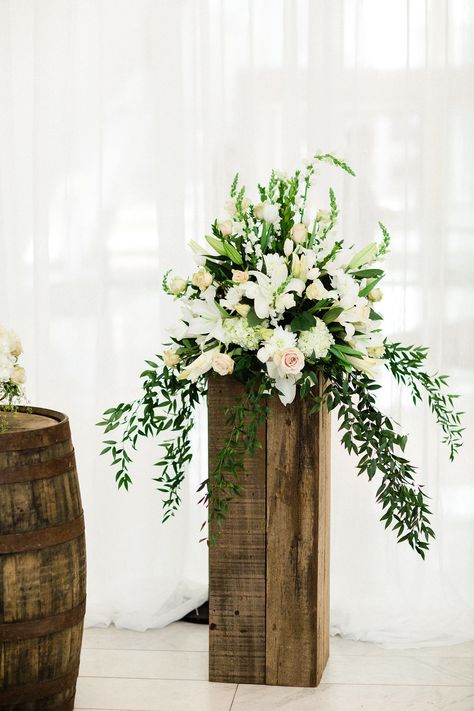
[169,276,187,295]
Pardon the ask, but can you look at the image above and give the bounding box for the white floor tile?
[232,683,474,711]
[83,622,208,652]
[330,636,474,658]
[322,654,474,686]
[80,648,208,681]
[74,677,236,711]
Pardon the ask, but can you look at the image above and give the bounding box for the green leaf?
[222,241,243,265]
[290,311,316,332]
[321,306,344,323]
[247,308,263,327]
[352,268,384,279]
[205,235,228,257]
[359,274,383,297]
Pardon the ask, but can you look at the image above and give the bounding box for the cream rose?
[163,349,181,368]
[306,279,329,301]
[192,268,213,291]
[274,347,305,376]
[169,276,187,295]
[235,303,251,317]
[290,222,308,244]
[232,269,249,284]
[368,288,383,303]
[11,365,26,385]
[212,352,235,376]
[218,219,233,236]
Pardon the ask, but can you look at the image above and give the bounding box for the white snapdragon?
[284,238,294,256]
[262,203,280,226]
[297,319,334,359]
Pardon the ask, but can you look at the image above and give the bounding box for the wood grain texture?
[0,408,86,710]
[208,376,330,688]
[208,376,267,684]
[265,377,330,687]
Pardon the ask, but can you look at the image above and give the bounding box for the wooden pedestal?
[208,376,330,687]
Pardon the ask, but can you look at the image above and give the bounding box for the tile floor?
[76,623,474,710]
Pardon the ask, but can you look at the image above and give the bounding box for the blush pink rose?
[275,347,305,375]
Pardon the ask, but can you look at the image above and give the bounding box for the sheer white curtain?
[0,0,472,646]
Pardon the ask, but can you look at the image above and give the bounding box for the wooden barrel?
[0,407,86,711]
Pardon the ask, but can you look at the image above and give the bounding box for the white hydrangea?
[297,318,334,359]
[223,318,261,351]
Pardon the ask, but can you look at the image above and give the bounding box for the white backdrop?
[0,0,473,646]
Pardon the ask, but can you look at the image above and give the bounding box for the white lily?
[336,298,371,340]
[291,250,320,282]
[245,254,305,319]
[178,348,219,382]
[345,354,383,379]
[266,360,302,405]
[176,286,227,344]
[331,269,360,309]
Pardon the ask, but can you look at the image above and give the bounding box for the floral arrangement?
[99,153,463,558]
[0,324,26,431]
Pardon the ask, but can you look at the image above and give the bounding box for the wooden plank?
[265,377,330,687]
[208,376,267,684]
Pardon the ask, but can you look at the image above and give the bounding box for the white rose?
[192,268,213,291]
[290,223,308,244]
[232,269,249,284]
[169,276,187,295]
[218,219,233,236]
[11,365,26,385]
[163,349,181,368]
[212,352,235,376]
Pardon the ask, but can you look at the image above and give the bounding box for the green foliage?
[314,153,356,176]
[322,369,435,558]
[198,376,270,539]
[98,360,206,521]
[377,221,391,257]
[384,343,464,460]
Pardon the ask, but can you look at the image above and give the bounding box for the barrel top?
[0,407,70,451]
[1,411,58,433]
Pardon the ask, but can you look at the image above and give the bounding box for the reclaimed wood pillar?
[208,376,330,688]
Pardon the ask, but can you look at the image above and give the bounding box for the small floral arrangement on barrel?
[99,153,463,558]
[0,325,26,431]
